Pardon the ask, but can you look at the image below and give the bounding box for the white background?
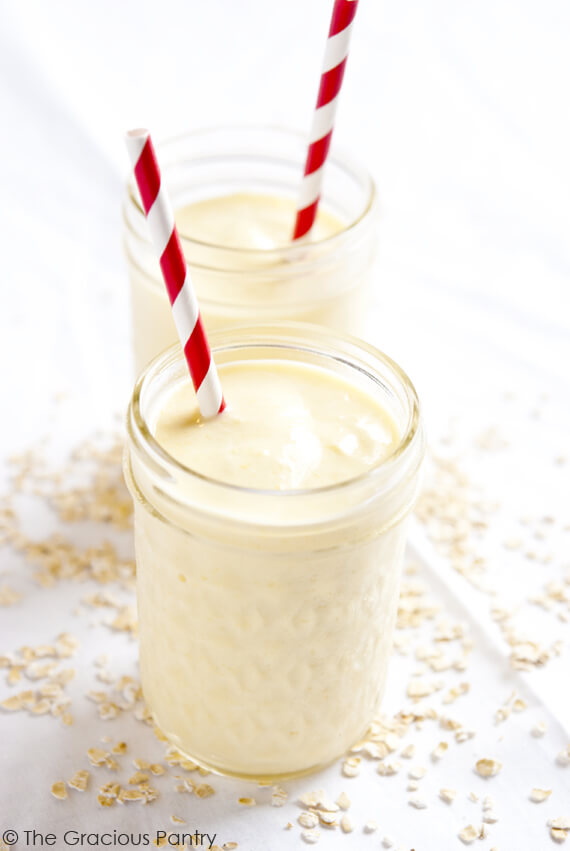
[1,2,569,849]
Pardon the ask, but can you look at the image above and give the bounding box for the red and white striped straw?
[293,0,359,241]
[125,129,225,418]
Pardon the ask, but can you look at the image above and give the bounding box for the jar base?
[175,747,340,784]
[153,711,348,783]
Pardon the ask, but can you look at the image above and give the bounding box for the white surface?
[1,1,570,849]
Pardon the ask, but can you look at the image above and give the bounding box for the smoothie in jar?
[123,127,378,373]
[125,324,424,780]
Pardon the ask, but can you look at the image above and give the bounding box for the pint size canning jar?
[124,323,424,780]
[123,126,379,373]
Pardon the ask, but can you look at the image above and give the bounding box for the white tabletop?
[1,2,569,849]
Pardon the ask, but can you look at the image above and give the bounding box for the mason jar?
[124,323,424,780]
[123,126,379,374]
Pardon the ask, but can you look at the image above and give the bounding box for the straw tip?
[125,128,151,162]
[126,127,149,140]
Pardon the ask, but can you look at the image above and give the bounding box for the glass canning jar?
[123,126,379,373]
[124,323,424,781]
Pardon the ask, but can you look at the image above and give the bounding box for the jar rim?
[123,123,377,262]
[126,322,423,501]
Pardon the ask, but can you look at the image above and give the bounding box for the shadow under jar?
[124,323,424,781]
[123,126,379,374]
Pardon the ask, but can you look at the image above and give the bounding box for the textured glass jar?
[124,323,424,781]
[123,126,379,373]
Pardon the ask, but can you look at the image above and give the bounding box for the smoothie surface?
[175,192,344,249]
[155,360,400,490]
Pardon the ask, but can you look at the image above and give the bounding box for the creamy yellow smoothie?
[123,127,379,373]
[175,192,343,251]
[156,360,398,490]
[125,326,424,780]
[128,192,362,373]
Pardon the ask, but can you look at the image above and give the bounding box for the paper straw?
[125,129,225,418]
[293,0,359,240]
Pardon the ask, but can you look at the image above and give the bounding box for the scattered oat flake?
[1,694,25,711]
[342,756,360,777]
[440,788,456,804]
[468,791,479,803]
[129,771,149,785]
[0,585,21,606]
[409,797,427,809]
[301,829,320,844]
[431,741,448,760]
[299,812,319,829]
[238,797,256,806]
[459,825,478,845]
[87,747,108,766]
[120,788,148,803]
[455,728,476,743]
[549,818,570,830]
[510,641,551,671]
[530,788,552,803]
[495,706,511,723]
[271,785,287,807]
[87,690,107,703]
[475,758,502,777]
[99,781,120,798]
[223,844,238,850]
[401,744,415,759]
[382,839,394,849]
[6,669,22,686]
[98,701,121,720]
[364,820,377,832]
[443,682,470,704]
[154,728,169,745]
[483,810,498,824]
[408,765,426,780]
[340,816,353,834]
[299,791,320,808]
[407,679,437,699]
[51,781,67,800]
[68,770,89,792]
[317,811,337,828]
[377,760,402,776]
[440,716,462,731]
[195,783,215,799]
[171,816,185,824]
[336,791,350,810]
